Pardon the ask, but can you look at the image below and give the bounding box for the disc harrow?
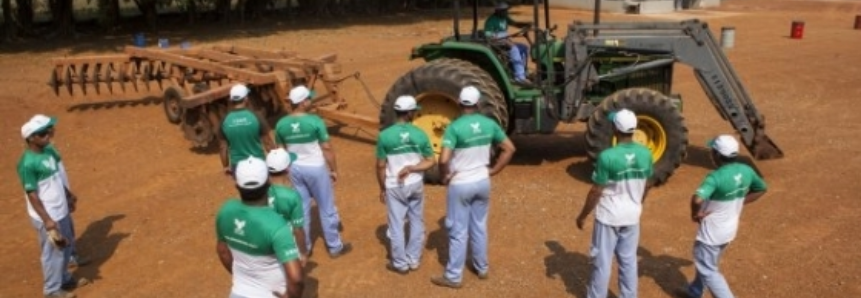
[48,44,381,148]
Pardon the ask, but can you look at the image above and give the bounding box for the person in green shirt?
[375,95,436,275]
[216,156,304,298]
[431,86,517,288]
[18,115,87,298]
[484,1,533,85]
[266,148,309,266]
[685,135,768,298]
[218,84,275,175]
[575,109,654,298]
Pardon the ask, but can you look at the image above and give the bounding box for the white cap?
[459,86,481,106]
[289,86,311,104]
[394,95,421,111]
[610,109,637,133]
[230,84,250,102]
[234,156,269,189]
[21,114,56,139]
[495,2,510,10]
[709,134,740,158]
[266,148,298,173]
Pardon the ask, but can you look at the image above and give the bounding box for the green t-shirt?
[591,142,654,226]
[274,114,330,167]
[215,199,299,260]
[376,123,434,187]
[221,109,266,166]
[441,114,507,184]
[695,162,768,245]
[484,14,515,38]
[268,184,305,228]
[17,148,68,221]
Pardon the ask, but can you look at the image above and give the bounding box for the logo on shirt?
[268,196,275,207]
[470,122,481,134]
[734,173,743,186]
[42,157,57,171]
[400,132,410,143]
[291,122,301,133]
[234,218,246,236]
[625,153,636,166]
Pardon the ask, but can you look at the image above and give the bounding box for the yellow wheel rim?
[613,115,667,162]
[413,92,461,156]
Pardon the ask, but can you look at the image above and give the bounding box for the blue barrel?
[158,38,169,48]
[133,33,146,47]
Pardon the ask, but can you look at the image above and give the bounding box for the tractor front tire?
[381,58,508,183]
[163,86,185,125]
[585,88,688,186]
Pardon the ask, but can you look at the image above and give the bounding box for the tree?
[48,0,76,37]
[132,0,159,29]
[2,0,13,41]
[17,0,34,35]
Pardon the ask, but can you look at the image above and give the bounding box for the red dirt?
[2,0,860,297]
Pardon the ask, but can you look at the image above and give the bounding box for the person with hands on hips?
[684,135,767,298]
[266,148,310,267]
[575,109,653,298]
[18,115,88,298]
[218,84,275,176]
[484,1,533,85]
[216,157,304,298]
[375,95,436,275]
[431,86,516,288]
[274,85,352,259]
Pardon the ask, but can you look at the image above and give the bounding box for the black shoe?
[513,78,533,86]
[60,277,90,291]
[386,263,409,275]
[328,242,353,259]
[430,276,462,289]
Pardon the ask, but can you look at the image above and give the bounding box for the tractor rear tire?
[585,88,688,186]
[381,58,508,184]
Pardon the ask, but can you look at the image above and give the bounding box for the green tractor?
[380,0,783,185]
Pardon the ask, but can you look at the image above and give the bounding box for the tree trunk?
[2,0,14,41]
[15,0,33,35]
[216,0,231,23]
[133,0,159,30]
[98,0,121,30]
[48,0,75,37]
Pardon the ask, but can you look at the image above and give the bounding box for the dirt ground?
[2,0,861,297]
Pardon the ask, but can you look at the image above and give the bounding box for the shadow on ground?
[73,214,130,282]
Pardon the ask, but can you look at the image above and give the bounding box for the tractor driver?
[484,2,533,85]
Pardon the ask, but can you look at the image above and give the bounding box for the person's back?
[268,184,304,229]
[275,114,328,167]
[378,122,433,186]
[222,109,265,165]
[216,199,299,297]
[592,142,653,227]
[696,162,766,245]
[443,113,507,185]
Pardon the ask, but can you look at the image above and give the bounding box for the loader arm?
[564,19,783,160]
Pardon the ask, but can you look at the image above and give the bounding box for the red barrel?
[790,20,805,39]
[854,15,861,30]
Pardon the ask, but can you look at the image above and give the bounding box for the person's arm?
[376,159,387,203]
[316,116,338,182]
[285,191,308,260]
[398,155,436,183]
[256,112,276,152]
[439,148,453,185]
[489,138,516,176]
[277,260,304,298]
[27,192,57,230]
[690,195,710,223]
[218,127,230,174]
[216,241,233,274]
[576,184,604,230]
[745,170,768,205]
[19,163,57,230]
[272,228,304,298]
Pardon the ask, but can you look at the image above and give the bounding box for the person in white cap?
[265,148,309,266]
[484,1,533,85]
[575,108,654,298]
[684,134,767,298]
[375,95,436,275]
[216,156,304,298]
[17,115,88,298]
[431,86,516,288]
[218,83,275,175]
[29,114,89,271]
[274,85,352,259]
